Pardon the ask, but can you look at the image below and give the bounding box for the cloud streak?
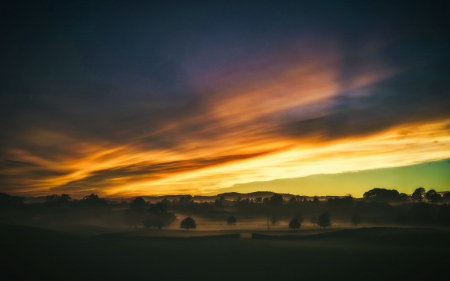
[1,1,449,197]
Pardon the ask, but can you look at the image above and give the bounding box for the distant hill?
[138,191,339,202]
[137,191,284,202]
[23,191,358,204]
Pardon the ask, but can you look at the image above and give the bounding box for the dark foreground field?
[1,225,449,281]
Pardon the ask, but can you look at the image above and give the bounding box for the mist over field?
[2,186,450,280]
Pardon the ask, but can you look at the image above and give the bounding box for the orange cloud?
[2,42,449,197]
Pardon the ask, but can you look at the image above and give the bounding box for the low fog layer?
[1,188,450,237]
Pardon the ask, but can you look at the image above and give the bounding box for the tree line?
[1,187,450,230]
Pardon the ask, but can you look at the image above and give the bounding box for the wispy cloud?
[1,1,449,197]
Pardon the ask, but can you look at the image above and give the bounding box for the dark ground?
[1,224,448,280]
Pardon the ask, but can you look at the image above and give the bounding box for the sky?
[1,0,449,198]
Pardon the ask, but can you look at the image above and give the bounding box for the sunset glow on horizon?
[1,1,449,198]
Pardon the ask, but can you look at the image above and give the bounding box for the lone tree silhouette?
[317,212,332,229]
[289,218,301,230]
[412,187,426,202]
[180,217,196,230]
[227,216,236,225]
[269,194,284,206]
[351,213,362,228]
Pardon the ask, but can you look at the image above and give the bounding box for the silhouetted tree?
[60,194,72,203]
[213,196,225,207]
[351,213,362,228]
[227,216,236,225]
[412,187,426,202]
[399,193,409,200]
[180,217,196,230]
[143,202,176,229]
[81,193,107,206]
[269,194,283,206]
[289,218,301,230]
[242,198,250,206]
[443,193,450,201]
[313,196,319,204]
[126,197,147,228]
[45,194,60,205]
[327,196,354,213]
[425,189,442,204]
[149,202,166,214]
[45,194,72,205]
[178,196,193,205]
[363,188,403,202]
[267,194,283,225]
[143,212,176,229]
[289,196,297,204]
[160,198,171,208]
[317,212,332,228]
[0,193,24,210]
[130,197,146,210]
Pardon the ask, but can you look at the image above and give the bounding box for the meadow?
[1,224,448,281]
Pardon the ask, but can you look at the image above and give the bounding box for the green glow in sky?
[219,159,450,197]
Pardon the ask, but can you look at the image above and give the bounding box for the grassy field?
[1,224,449,280]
